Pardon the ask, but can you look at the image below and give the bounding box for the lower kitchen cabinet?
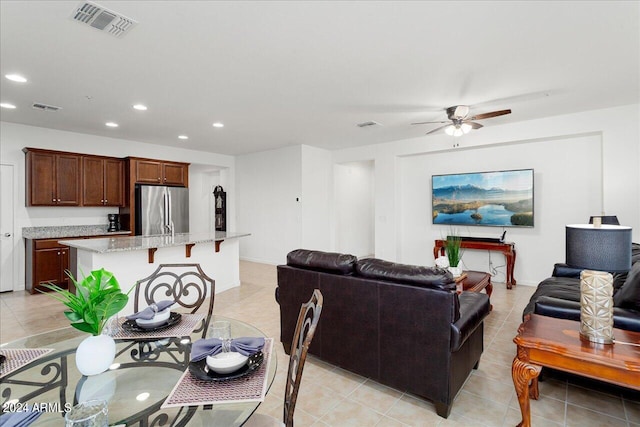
[25,239,70,294]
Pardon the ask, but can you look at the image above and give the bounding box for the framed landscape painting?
[432,169,534,227]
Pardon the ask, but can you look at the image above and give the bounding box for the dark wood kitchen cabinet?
[82,156,124,206]
[130,157,189,187]
[24,148,81,206]
[25,238,70,294]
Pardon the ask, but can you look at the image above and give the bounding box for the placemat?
[0,348,54,379]
[161,338,273,408]
[110,313,205,340]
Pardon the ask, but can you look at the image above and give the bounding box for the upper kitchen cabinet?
[24,148,81,206]
[129,157,189,187]
[82,156,125,206]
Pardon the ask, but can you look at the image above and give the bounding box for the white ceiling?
[1,1,638,156]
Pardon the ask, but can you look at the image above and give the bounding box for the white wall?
[236,144,333,265]
[0,122,235,291]
[236,145,302,264]
[334,161,375,257]
[334,104,640,285]
[398,134,602,285]
[301,145,332,252]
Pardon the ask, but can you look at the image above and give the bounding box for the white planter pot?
[448,266,463,278]
[76,334,116,376]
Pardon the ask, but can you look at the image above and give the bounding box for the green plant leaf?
[39,268,128,336]
[71,322,96,334]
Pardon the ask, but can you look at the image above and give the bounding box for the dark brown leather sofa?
[523,243,640,332]
[276,249,491,418]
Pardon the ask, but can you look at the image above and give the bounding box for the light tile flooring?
[1,261,639,426]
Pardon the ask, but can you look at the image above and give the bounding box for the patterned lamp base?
[579,270,614,344]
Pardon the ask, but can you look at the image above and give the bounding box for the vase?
[76,334,116,376]
[448,266,463,278]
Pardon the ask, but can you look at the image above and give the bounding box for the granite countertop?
[22,225,131,239]
[60,231,251,253]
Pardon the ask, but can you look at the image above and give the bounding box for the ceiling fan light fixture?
[461,123,472,134]
[444,125,455,136]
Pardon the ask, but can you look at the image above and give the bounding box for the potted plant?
[41,268,129,376]
[445,234,463,277]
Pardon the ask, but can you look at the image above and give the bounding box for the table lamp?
[588,215,620,226]
[565,224,632,344]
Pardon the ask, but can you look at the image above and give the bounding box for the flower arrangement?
[40,268,129,336]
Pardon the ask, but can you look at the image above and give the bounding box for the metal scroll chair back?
[283,288,323,427]
[133,263,215,338]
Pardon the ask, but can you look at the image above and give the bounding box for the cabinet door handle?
[57,251,60,255]
[57,199,61,202]
[52,198,56,202]
[104,199,107,203]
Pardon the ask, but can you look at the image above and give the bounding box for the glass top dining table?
[0,315,277,426]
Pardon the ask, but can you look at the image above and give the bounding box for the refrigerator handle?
[163,190,169,232]
[167,190,174,236]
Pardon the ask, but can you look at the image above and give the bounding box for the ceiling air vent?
[32,103,62,112]
[357,121,381,128]
[70,1,137,38]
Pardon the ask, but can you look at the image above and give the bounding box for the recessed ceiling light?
[212,122,224,128]
[178,135,189,140]
[105,122,119,128]
[5,74,27,83]
[133,104,147,111]
[0,103,17,109]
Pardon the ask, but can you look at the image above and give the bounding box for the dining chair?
[244,288,323,427]
[133,263,215,338]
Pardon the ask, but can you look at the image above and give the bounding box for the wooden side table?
[512,314,640,427]
[434,239,517,288]
[455,271,493,310]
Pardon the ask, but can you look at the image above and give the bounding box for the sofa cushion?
[286,249,357,275]
[613,262,640,309]
[355,258,455,291]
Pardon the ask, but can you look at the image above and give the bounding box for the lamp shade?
[588,216,620,225]
[566,224,632,272]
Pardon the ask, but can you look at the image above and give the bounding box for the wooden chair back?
[283,288,323,427]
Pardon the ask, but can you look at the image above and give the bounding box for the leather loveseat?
[276,249,491,418]
[523,243,640,332]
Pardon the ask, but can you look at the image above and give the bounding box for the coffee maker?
[107,214,120,232]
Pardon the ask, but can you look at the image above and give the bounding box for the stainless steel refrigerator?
[135,185,189,236]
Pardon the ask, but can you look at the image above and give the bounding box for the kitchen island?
[61,231,250,313]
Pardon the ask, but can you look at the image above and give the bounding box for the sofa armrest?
[552,263,583,278]
[451,292,491,352]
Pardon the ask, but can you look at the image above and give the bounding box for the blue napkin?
[0,407,43,427]
[191,337,265,362]
[126,300,175,320]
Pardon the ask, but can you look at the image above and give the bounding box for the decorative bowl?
[135,308,171,328]
[206,351,248,374]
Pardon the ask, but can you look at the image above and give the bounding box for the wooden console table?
[512,314,640,427]
[434,239,516,288]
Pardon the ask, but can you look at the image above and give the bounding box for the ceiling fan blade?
[469,109,511,120]
[411,120,450,125]
[425,124,450,135]
[464,121,484,130]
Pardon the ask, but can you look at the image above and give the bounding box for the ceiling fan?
[412,105,511,136]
